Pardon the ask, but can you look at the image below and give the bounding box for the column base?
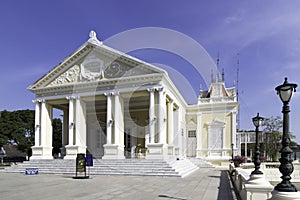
[174,147,180,157]
[243,174,273,200]
[30,146,53,160]
[64,145,86,159]
[60,147,66,157]
[146,143,168,160]
[102,144,125,159]
[168,145,175,158]
[268,190,300,200]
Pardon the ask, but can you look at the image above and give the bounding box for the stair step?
[2,158,199,177]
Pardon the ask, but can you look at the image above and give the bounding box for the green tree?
[262,116,297,161]
[0,110,64,157]
[0,110,35,154]
[52,118,62,156]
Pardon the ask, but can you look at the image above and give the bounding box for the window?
[188,130,196,138]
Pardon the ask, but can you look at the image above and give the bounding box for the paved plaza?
[0,167,237,200]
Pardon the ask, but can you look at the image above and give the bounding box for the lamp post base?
[268,190,300,200]
[275,182,297,193]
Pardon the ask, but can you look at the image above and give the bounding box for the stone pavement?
[0,167,238,200]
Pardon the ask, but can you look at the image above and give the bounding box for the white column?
[42,100,53,148]
[168,100,174,144]
[113,92,124,146]
[33,99,41,146]
[67,96,75,146]
[196,112,202,157]
[148,88,155,143]
[157,87,166,144]
[31,99,53,159]
[75,97,86,148]
[105,92,113,145]
[245,132,248,157]
[232,111,237,149]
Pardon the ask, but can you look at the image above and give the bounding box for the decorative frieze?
[49,65,80,86]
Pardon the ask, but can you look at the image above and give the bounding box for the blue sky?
[1,1,300,141]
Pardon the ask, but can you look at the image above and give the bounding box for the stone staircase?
[188,158,215,168]
[2,158,199,178]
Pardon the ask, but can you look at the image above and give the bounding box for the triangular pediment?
[29,33,166,91]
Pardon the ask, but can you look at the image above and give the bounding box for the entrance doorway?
[124,132,137,158]
[187,130,196,157]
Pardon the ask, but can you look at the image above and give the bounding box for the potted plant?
[231,155,247,167]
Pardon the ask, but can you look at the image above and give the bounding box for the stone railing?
[229,162,300,200]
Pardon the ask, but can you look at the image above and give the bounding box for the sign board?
[25,168,39,175]
[76,153,86,173]
[86,154,93,166]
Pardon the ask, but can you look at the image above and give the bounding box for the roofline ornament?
[88,30,103,45]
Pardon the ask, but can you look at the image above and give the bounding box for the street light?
[275,77,298,192]
[251,113,264,175]
[231,143,234,160]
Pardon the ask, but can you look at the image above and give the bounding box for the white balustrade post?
[196,112,202,158]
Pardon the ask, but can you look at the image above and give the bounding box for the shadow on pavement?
[217,170,236,200]
[158,194,187,200]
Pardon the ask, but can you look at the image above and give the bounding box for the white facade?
[28,31,239,161]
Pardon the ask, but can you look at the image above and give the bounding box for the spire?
[211,69,214,83]
[222,68,225,82]
[216,51,220,70]
[216,51,221,82]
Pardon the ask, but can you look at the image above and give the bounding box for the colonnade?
[31,87,181,160]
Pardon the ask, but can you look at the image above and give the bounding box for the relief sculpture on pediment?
[104,61,131,78]
[49,65,80,86]
[80,53,105,81]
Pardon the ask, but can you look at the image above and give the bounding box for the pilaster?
[196,112,202,158]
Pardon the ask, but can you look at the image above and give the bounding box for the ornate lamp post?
[231,143,234,160]
[275,77,298,192]
[251,113,264,175]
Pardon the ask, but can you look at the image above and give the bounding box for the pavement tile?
[0,167,237,200]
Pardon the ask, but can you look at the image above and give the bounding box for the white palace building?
[28,31,239,163]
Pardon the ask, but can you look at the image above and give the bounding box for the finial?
[88,30,102,45]
[89,30,97,39]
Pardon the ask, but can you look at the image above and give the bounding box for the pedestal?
[168,145,175,158]
[30,146,53,160]
[64,145,86,159]
[268,190,300,200]
[243,174,273,200]
[102,144,125,159]
[60,147,66,157]
[146,143,168,160]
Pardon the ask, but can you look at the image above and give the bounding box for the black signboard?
[73,153,89,179]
